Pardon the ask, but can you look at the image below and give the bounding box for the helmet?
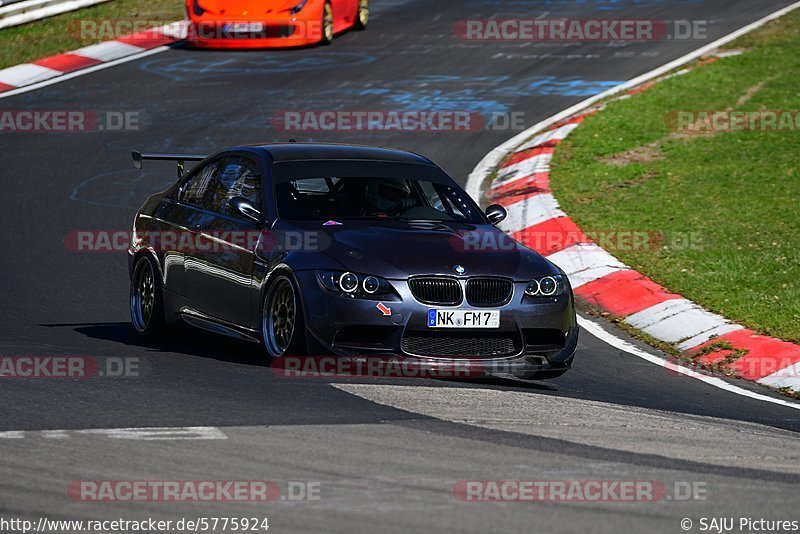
[365,178,412,212]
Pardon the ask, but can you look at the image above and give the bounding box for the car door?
[153,158,222,299]
[185,155,264,328]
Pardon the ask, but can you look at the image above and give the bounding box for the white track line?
[578,316,800,410]
[0,426,228,439]
[0,46,169,99]
[466,0,800,201]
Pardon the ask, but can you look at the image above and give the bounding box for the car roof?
[244,143,436,165]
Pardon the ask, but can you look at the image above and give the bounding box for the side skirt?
[180,307,262,344]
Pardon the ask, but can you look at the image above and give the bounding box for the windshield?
[275,172,486,224]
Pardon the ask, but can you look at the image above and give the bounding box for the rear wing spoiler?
[132,150,207,177]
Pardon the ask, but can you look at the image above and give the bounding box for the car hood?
[279,219,554,281]
[195,0,298,16]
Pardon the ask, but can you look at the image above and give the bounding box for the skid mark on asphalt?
[351,75,624,112]
[139,52,377,81]
[334,384,800,475]
[70,169,172,208]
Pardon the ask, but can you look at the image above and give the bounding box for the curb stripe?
[0,63,62,86]
[759,363,800,391]
[494,153,553,191]
[515,216,588,256]
[497,193,566,234]
[71,41,148,62]
[545,244,627,289]
[500,146,555,169]
[491,172,551,203]
[118,30,181,50]
[707,330,800,381]
[33,53,102,73]
[624,299,733,345]
[0,23,183,94]
[574,269,681,318]
[515,123,579,152]
[676,323,745,352]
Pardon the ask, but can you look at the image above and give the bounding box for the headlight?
[289,0,309,14]
[317,271,394,297]
[525,275,566,297]
[362,276,381,294]
[339,272,359,293]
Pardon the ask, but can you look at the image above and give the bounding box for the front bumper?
[186,11,324,49]
[295,271,579,379]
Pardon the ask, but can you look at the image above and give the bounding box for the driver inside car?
[364,178,417,216]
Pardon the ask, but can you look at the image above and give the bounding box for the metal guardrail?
[0,0,112,30]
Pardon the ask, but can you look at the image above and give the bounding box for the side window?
[177,161,220,205]
[203,157,262,217]
[419,181,468,220]
[418,181,445,211]
[441,185,476,220]
[290,177,340,193]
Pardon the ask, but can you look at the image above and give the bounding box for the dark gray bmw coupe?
[129,143,578,380]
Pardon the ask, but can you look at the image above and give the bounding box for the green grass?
[549,9,800,343]
[0,0,184,69]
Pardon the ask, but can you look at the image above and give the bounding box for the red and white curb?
[473,91,800,395]
[0,22,185,95]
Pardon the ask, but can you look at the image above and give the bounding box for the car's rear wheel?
[354,0,369,30]
[320,2,334,45]
[130,255,166,337]
[263,274,306,361]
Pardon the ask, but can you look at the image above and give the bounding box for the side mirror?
[485,204,507,225]
[229,197,261,223]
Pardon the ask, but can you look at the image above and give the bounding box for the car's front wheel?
[354,0,369,30]
[320,2,334,45]
[130,255,166,337]
[262,274,306,361]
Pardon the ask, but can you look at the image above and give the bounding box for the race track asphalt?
[0,1,798,532]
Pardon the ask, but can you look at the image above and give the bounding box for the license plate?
[224,22,264,33]
[427,309,500,329]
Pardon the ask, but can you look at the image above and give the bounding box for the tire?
[130,255,166,338]
[354,0,369,30]
[262,274,307,361]
[320,2,334,45]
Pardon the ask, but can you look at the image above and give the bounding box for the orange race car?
[185,0,369,49]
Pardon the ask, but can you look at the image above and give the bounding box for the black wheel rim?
[131,260,154,332]
[264,278,296,357]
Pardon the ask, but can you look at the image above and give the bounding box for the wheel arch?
[259,264,309,328]
[130,247,164,284]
